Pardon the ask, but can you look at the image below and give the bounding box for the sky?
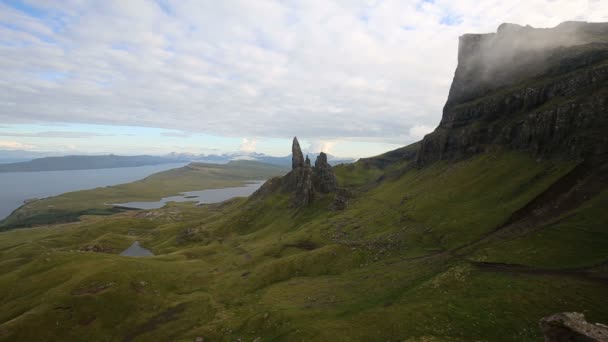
[0,0,606,157]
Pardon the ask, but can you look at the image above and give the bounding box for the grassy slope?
[0,160,288,230]
[0,151,605,341]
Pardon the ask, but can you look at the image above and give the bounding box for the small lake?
[0,163,187,220]
[113,181,264,210]
[120,241,154,257]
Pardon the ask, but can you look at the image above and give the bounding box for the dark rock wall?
[417,22,608,165]
[292,137,304,169]
[313,152,338,193]
[276,137,339,207]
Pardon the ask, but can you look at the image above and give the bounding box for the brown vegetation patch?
[71,282,115,296]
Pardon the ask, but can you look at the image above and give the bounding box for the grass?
[0,151,605,341]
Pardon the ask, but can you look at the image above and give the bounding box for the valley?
[0,21,606,341]
[0,150,605,341]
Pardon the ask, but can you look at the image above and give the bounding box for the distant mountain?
[0,150,355,172]
[191,152,355,166]
[0,150,65,164]
[0,154,189,173]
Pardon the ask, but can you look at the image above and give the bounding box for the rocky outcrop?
[329,188,352,211]
[313,152,338,193]
[286,137,315,206]
[291,165,314,207]
[255,137,339,207]
[416,22,608,165]
[292,137,305,169]
[540,312,608,341]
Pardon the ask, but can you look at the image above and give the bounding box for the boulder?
[540,312,608,341]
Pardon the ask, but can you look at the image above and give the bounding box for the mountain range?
[0,150,354,172]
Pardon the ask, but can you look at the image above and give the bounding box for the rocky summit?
[291,136,305,169]
[416,21,608,165]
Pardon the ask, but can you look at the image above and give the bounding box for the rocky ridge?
[416,21,608,165]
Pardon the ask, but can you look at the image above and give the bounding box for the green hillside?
[1,21,607,341]
[0,154,185,173]
[0,151,605,341]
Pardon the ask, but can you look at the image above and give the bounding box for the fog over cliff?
[448,21,608,105]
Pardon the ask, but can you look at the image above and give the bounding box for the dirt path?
[470,261,608,285]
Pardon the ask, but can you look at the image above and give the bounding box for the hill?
[0,22,606,341]
[0,154,191,173]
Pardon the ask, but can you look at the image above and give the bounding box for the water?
[113,181,264,210]
[120,241,154,257]
[0,163,187,220]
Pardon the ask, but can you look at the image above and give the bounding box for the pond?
[120,241,154,257]
[112,181,264,210]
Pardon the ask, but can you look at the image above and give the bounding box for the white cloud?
[0,140,34,150]
[0,0,605,148]
[0,131,111,138]
[307,140,337,155]
[408,124,435,141]
[239,138,257,153]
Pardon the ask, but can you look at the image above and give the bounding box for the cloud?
[407,125,435,141]
[0,140,34,150]
[0,131,111,138]
[0,0,605,148]
[160,131,193,138]
[307,140,337,154]
[239,138,257,153]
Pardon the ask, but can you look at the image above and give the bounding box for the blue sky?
[0,0,606,157]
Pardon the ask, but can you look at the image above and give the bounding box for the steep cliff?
[417,21,608,165]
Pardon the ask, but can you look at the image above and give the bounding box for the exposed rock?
[292,137,304,169]
[416,22,608,165]
[251,176,283,199]
[253,138,339,207]
[78,244,113,253]
[329,188,352,211]
[448,21,608,107]
[279,138,315,206]
[291,165,314,207]
[313,152,338,193]
[360,142,420,169]
[540,312,608,341]
[176,227,196,244]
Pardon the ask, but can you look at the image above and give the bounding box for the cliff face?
[417,22,608,165]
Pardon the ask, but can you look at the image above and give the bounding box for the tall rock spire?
[313,152,337,193]
[292,137,304,169]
